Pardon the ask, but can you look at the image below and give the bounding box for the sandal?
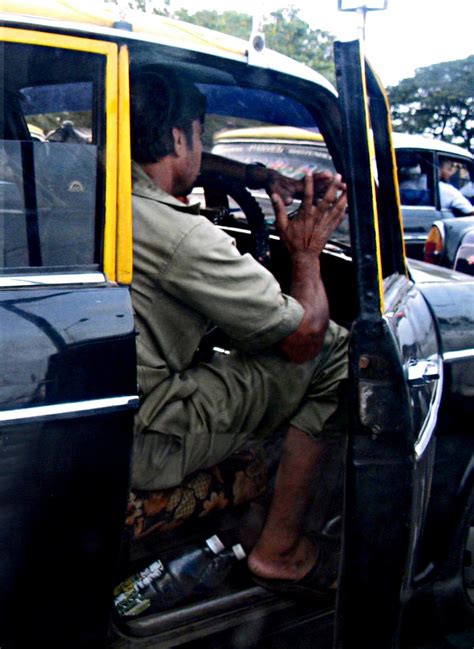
[250,539,339,599]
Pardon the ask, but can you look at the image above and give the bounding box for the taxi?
[0,2,473,647]
[211,127,474,261]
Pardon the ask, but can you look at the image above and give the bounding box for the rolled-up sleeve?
[160,219,304,351]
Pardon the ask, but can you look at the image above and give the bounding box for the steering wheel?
[197,174,272,270]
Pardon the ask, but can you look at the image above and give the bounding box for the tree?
[104,0,151,12]
[174,6,335,85]
[388,56,474,152]
[173,9,251,41]
[264,7,335,84]
[104,2,336,85]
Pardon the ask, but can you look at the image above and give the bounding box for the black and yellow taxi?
[0,2,473,647]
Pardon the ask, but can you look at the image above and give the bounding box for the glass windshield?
[213,139,335,178]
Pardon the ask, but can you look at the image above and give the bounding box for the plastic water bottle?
[191,542,247,595]
[114,535,246,617]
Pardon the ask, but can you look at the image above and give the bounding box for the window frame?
[434,152,474,212]
[0,28,120,284]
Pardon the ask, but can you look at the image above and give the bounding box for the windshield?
[212,139,335,178]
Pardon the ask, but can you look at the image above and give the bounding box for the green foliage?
[104,0,152,13]
[104,1,335,85]
[264,7,335,84]
[173,9,251,40]
[174,6,335,84]
[388,56,474,151]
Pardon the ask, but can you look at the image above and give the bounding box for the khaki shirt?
[131,162,304,426]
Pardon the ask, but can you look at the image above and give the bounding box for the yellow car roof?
[214,126,325,143]
[0,0,255,57]
[0,0,336,92]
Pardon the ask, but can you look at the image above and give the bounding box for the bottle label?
[115,591,151,617]
[114,560,165,617]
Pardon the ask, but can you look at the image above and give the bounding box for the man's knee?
[132,431,186,490]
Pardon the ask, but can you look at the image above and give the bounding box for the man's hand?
[200,152,335,207]
[272,173,347,257]
[275,173,347,364]
[265,169,334,206]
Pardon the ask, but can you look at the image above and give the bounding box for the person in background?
[439,157,474,215]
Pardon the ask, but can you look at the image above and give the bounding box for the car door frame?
[333,39,443,649]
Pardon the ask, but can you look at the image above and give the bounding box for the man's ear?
[172,126,186,158]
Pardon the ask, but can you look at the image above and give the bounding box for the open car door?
[333,40,443,648]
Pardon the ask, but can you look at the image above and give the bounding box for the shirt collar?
[132,161,201,215]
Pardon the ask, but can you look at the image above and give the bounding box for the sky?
[161,0,473,86]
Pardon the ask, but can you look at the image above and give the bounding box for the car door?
[0,29,137,646]
[333,40,443,648]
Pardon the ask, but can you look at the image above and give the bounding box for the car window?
[0,41,105,273]
[198,84,334,177]
[23,81,93,143]
[199,84,318,145]
[395,150,434,207]
[212,134,335,178]
[438,157,473,195]
[187,80,339,234]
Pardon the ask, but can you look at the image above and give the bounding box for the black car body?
[0,2,473,648]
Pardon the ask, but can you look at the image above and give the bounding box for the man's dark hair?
[130,68,206,164]
[439,157,453,168]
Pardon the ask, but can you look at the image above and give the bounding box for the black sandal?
[251,540,339,599]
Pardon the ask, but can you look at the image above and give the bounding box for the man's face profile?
[440,160,455,182]
[176,119,203,196]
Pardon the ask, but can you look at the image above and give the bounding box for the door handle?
[407,358,440,386]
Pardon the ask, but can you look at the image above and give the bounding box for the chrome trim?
[213,346,231,355]
[404,234,431,241]
[219,225,251,235]
[401,205,436,211]
[407,358,440,386]
[415,360,444,459]
[443,349,474,363]
[0,396,139,424]
[0,272,106,287]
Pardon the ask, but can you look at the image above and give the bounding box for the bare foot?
[237,503,266,551]
[247,536,318,582]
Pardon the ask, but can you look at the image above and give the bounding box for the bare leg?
[247,426,327,582]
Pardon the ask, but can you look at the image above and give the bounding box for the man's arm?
[273,174,347,363]
[450,186,474,215]
[439,182,474,215]
[200,151,333,206]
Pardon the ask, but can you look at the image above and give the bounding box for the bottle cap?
[206,534,225,554]
[231,544,246,560]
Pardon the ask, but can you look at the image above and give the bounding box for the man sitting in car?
[439,157,474,215]
[129,68,348,596]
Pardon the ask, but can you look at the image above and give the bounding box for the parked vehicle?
[0,2,473,648]
[424,216,474,275]
[211,128,474,260]
[394,133,474,261]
